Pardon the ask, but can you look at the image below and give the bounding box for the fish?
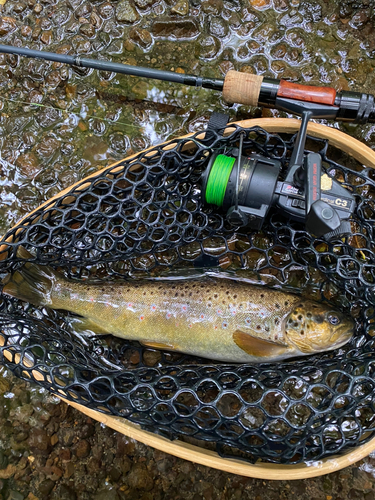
[2,251,354,363]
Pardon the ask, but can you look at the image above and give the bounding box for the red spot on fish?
[182,305,187,311]
[189,324,192,328]
[217,309,222,315]
[214,325,218,330]
[128,302,133,308]
[200,314,205,319]
[151,305,156,311]
[139,315,144,321]
[90,298,94,302]
[166,312,171,319]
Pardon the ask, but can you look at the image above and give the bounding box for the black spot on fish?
[275,318,280,325]
[257,325,261,330]
[285,301,289,306]
[307,313,312,318]
[298,315,302,321]
[301,330,304,335]
[315,315,324,324]
[275,304,280,309]
[260,294,264,298]
[214,294,218,298]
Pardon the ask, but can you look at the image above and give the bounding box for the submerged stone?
[152,19,199,38]
[116,0,139,23]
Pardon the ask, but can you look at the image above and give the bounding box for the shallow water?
[0,0,375,497]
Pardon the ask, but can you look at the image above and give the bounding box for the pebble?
[116,1,139,23]
[74,439,91,459]
[15,152,40,178]
[201,0,223,15]
[93,489,119,500]
[98,2,114,19]
[28,429,51,453]
[171,0,189,16]
[152,19,199,39]
[35,135,60,158]
[134,0,153,8]
[38,478,55,496]
[0,16,17,36]
[129,27,152,49]
[0,451,8,470]
[209,17,228,38]
[7,491,24,500]
[80,23,96,37]
[127,463,154,491]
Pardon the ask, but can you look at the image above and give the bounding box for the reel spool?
[202,151,281,229]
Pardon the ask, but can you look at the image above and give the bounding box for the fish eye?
[328,314,341,325]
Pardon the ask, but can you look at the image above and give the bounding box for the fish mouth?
[329,323,354,347]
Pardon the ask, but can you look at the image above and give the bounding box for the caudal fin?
[2,249,60,307]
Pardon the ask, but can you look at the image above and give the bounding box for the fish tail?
[3,248,59,307]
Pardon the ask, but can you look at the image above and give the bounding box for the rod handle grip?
[222,71,263,106]
[278,80,336,105]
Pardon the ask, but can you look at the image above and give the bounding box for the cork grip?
[222,71,263,106]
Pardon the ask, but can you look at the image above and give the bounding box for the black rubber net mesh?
[0,124,374,465]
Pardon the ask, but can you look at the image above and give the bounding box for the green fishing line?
[205,154,236,206]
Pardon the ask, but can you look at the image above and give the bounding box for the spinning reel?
[202,99,358,240]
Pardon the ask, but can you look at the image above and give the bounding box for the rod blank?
[0,44,224,91]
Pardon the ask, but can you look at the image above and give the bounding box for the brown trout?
[3,257,354,363]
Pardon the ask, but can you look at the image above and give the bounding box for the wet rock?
[171,0,189,15]
[249,0,271,10]
[76,2,92,18]
[98,2,114,19]
[7,491,24,500]
[58,427,75,447]
[79,423,95,439]
[74,439,91,459]
[127,463,154,491]
[80,23,96,37]
[16,152,40,177]
[109,132,130,153]
[20,25,32,37]
[40,30,52,44]
[35,135,60,158]
[0,451,8,470]
[0,17,17,36]
[152,19,199,39]
[350,10,369,29]
[14,431,29,443]
[13,2,27,13]
[143,349,162,366]
[129,27,152,49]
[28,429,51,454]
[52,484,76,500]
[209,17,228,38]
[38,478,55,496]
[116,1,139,23]
[134,0,154,9]
[201,0,223,15]
[195,35,220,60]
[93,489,119,500]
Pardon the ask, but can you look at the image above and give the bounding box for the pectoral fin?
[233,330,289,358]
[69,316,110,336]
[141,341,178,351]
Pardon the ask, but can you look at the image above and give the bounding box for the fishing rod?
[0,43,369,239]
[0,43,374,122]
